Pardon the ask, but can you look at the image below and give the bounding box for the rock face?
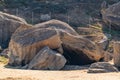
[113,41,120,67]
[75,27,108,50]
[102,2,120,30]
[0,12,27,49]
[88,62,118,73]
[60,32,103,65]
[27,46,66,70]
[8,20,103,68]
[9,28,62,66]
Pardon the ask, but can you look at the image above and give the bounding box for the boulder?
[102,2,120,30]
[88,62,118,73]
[8,28,62,66]
[60,31,103,65]
[113,41,120,67]
[27,46,66,70]
[0,11,27,49]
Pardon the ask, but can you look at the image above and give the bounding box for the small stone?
[88,62,119,73]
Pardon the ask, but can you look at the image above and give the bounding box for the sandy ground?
[0,64,120,80]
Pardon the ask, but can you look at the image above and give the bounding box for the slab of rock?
[102,2,120,30]
[60,31,103,65]
[88,62,118,73]
[0,11,27,49]
[27,46,66,70]
[8,28,62,66]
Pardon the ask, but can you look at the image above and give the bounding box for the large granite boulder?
[27,46,66,70]
[102,2,120,30]
[0,12,27,49]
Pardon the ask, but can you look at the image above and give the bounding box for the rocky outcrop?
[102,2,120,30]
[0,12,27,49]
[27,46,66,70]
[88,62,118,73]
[8,20,103,68]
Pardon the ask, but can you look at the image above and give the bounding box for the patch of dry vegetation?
[0,56,8,64]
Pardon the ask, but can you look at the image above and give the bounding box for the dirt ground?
[0,64,120,80]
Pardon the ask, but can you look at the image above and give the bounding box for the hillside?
[0,0,119,26]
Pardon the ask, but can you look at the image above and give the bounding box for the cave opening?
[62,45,95,65]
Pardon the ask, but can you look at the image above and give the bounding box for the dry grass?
[0,56,8,64]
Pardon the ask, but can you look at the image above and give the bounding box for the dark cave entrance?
[62,45,95,65]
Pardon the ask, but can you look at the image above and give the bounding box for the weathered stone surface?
[113,41,120,67]
[8,20,103,67]
[102,2,120,30]
[75,27,108,51]
[103,51,113,62]
[88,62,118,73]
[60,31,103,65]
[0,11,27,49]
[27,46,66,70]
[34,19,78,36]
[8,28,62,66]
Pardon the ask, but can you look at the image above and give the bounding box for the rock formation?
[102,1,120,30]
[8,20,104,68]
[0,11,27,49]
[60,31,103,65]
[27,46,66,70]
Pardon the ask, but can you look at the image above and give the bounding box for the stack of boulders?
[0,11,105,70]
[8,19,105,69]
